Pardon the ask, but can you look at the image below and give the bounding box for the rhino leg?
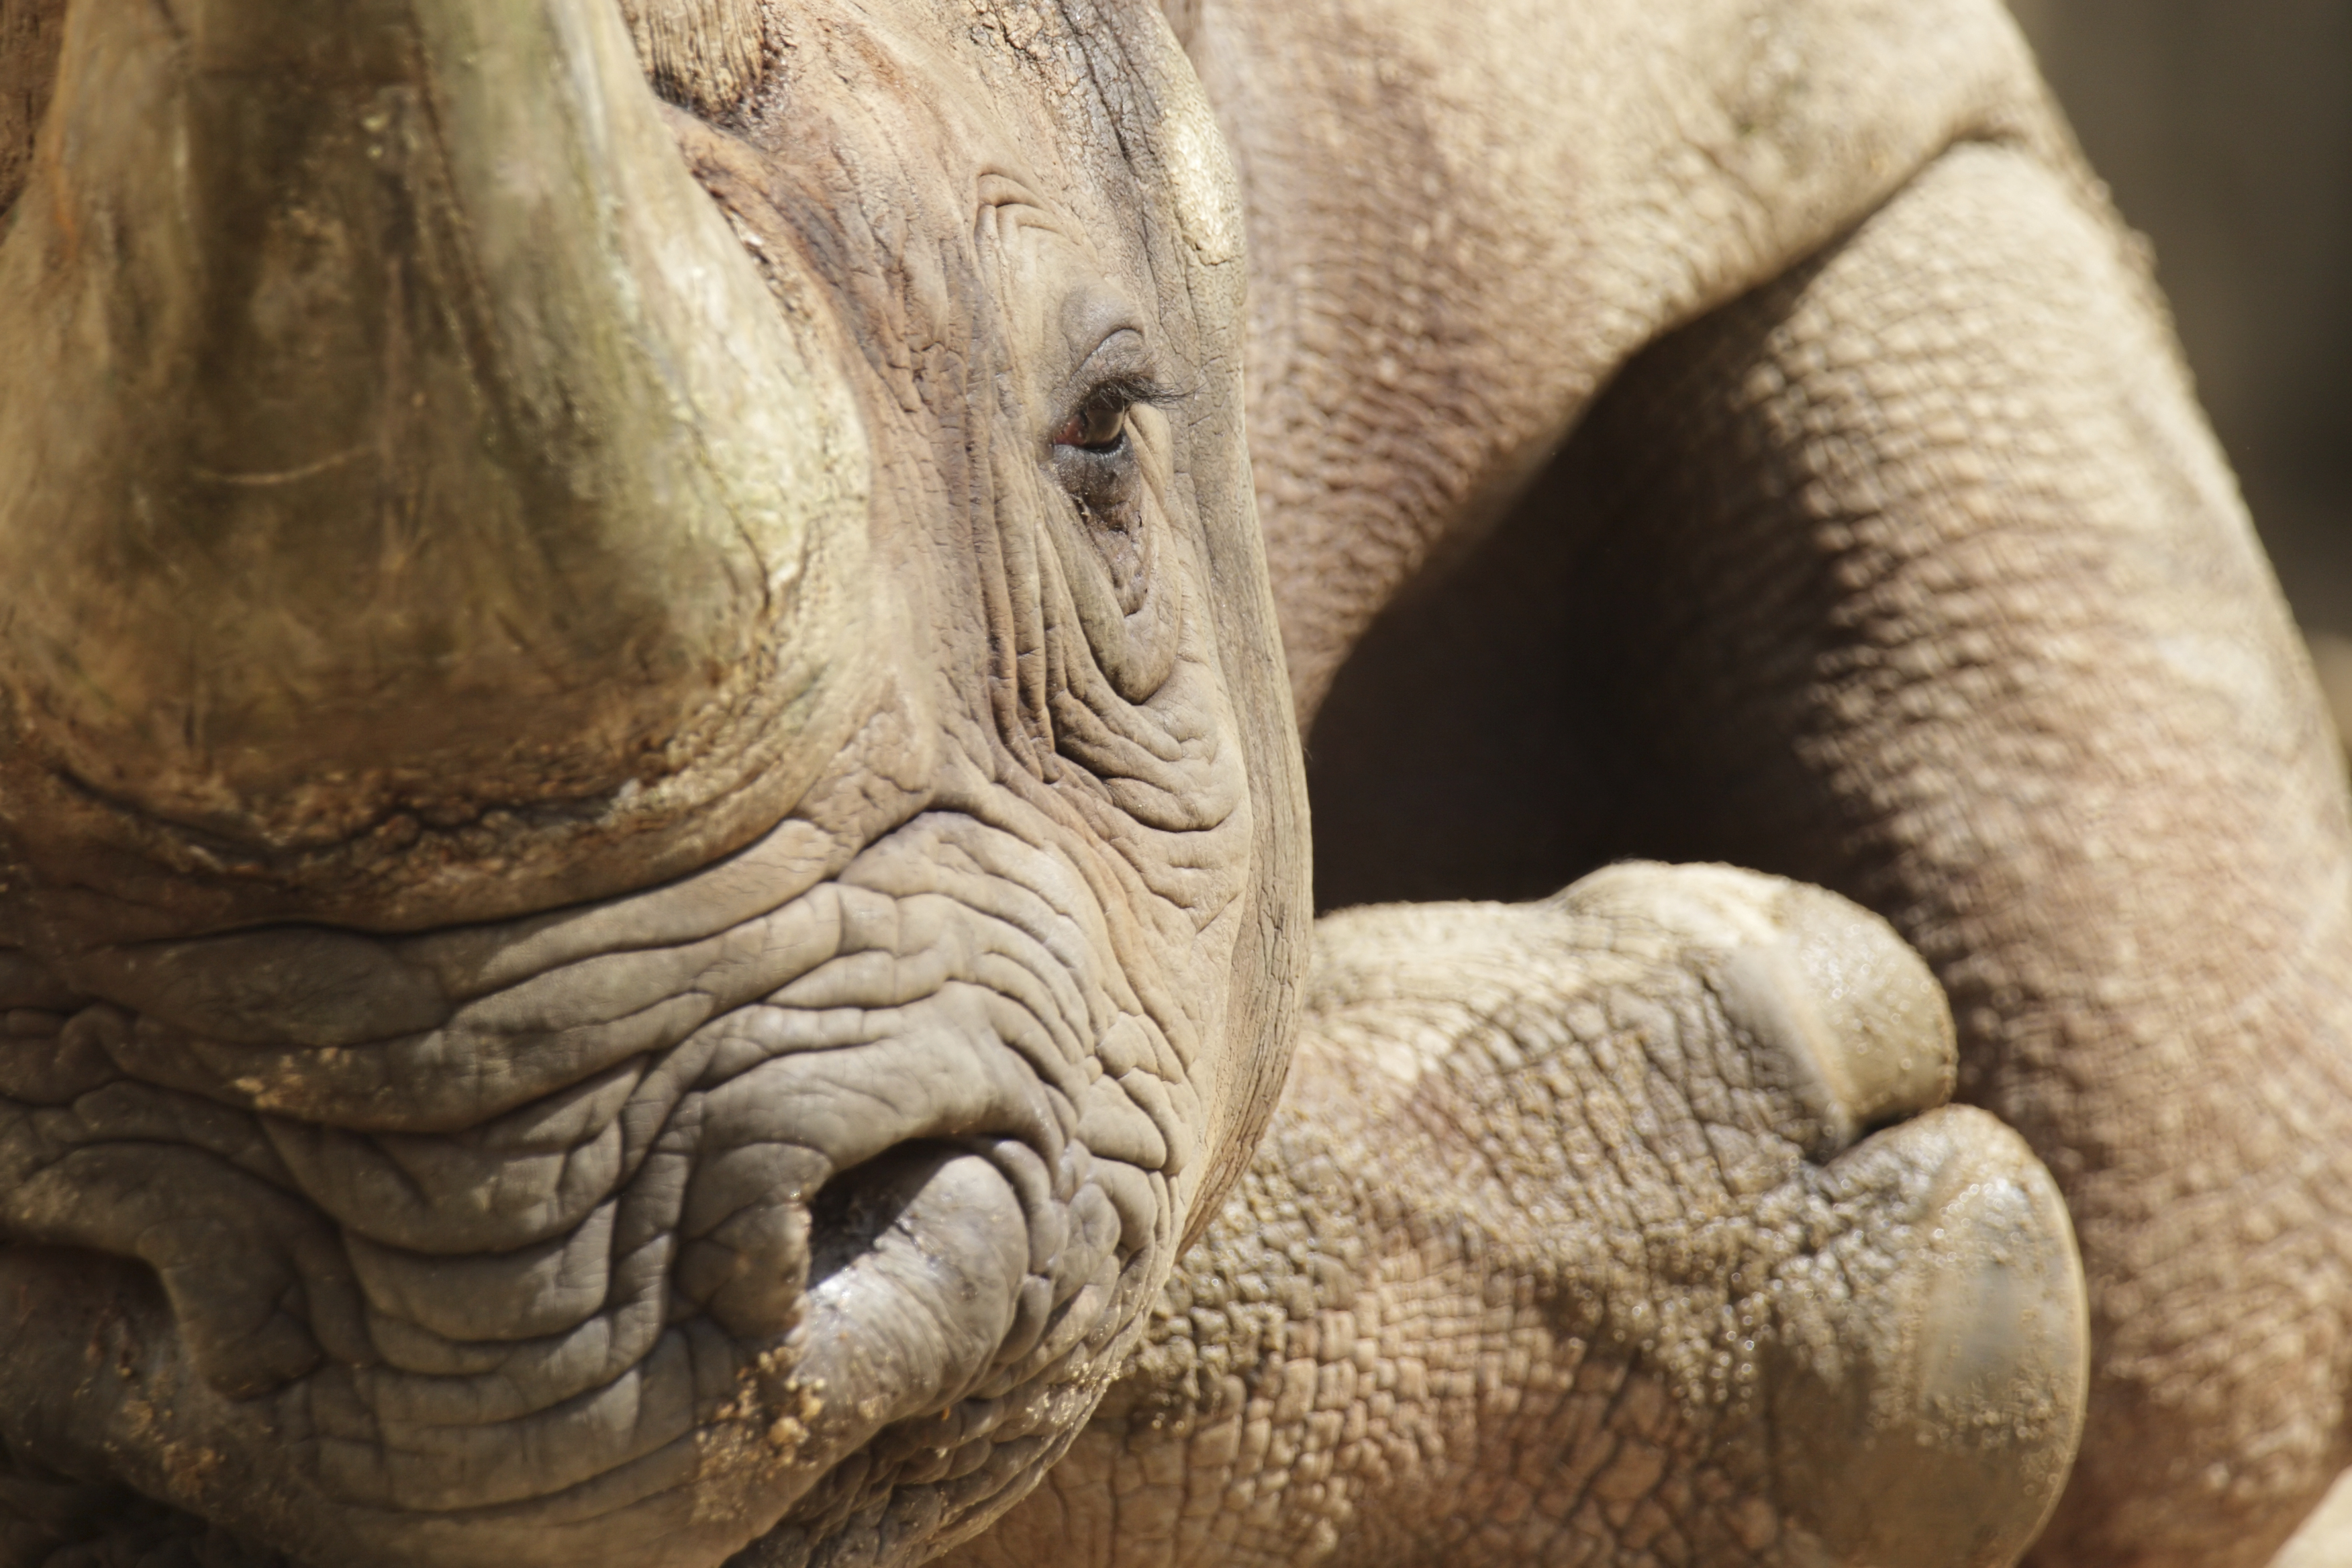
[946,863,2088,1567]
[1557,144,2352,1567]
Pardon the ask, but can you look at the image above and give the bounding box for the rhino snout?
[0,813,1185,1567]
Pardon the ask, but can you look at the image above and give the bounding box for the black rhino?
[0,1,2341,1566]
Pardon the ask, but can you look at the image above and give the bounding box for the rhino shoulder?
[1191,0,2090,717]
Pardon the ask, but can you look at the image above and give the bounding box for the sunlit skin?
[1,0,2347,1565]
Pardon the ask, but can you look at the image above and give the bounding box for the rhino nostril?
[806,1140,967,1291]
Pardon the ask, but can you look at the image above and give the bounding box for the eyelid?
[1081,373,1183,414]
[1050,370,1184,456]
[1050,318,1185,453]
[1063,322,1156,399]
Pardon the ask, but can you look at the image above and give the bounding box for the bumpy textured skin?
[1000,0,2352,1564]
[946,865,2088,1567]
[1546,149,2352,1568]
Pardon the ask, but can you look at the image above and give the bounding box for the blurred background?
[2004,0,2352,722]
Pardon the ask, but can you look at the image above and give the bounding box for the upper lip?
[0,817,1161,1559]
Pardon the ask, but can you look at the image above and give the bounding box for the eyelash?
[1091,373,1183,415]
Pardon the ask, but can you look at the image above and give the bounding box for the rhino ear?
[620,0,766,118]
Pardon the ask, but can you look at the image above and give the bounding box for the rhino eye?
[1053,396,1129,453]
[1052,374,1171,456]
[1048,374,1175,514]
[1049,373,1179,628]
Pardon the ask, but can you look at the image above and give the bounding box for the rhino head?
[0,1,1306,1563]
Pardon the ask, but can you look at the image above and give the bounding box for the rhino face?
[0,2,1305,1564]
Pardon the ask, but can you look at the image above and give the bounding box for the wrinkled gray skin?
[0,4,2339,1568]
[0,1,1304,1564]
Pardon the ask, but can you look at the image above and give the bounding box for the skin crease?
[0,3,2341,1568]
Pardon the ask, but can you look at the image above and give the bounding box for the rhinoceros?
[0,1,2342,1567]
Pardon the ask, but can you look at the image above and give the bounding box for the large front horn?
[0,0,868,928]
